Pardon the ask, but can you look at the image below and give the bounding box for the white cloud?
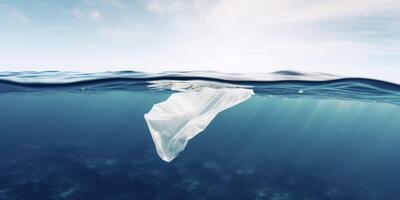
[145,0,185,14]
[205,0,400,27]
[100,28,130,39]
[68,8,102,21]
[89,9,102,20]
[135,0,400,79]
[99,0,125,8]
[2,5,31,23]
[69,8,84,18]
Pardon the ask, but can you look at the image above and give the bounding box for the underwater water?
[0,71,400,200]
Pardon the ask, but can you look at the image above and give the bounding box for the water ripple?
[0,71,399,105]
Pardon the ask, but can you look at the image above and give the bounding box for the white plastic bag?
[144,88,254,162]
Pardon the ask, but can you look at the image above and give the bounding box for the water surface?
[0,71,399,200]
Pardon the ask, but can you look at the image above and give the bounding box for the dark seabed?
[0,71,400,200]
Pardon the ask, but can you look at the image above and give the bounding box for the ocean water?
[0,71,400,200]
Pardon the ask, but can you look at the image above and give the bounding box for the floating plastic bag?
[144,88,254,162]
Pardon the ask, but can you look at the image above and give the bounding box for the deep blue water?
[0,71,400,200]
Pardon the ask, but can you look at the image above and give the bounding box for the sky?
[0,0,399,81]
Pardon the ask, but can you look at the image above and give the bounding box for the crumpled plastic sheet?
[144,88,254,162]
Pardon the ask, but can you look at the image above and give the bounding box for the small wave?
[0,71,399,105]
[0,70,340,84]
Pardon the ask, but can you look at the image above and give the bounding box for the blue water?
[0,71,400,200]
